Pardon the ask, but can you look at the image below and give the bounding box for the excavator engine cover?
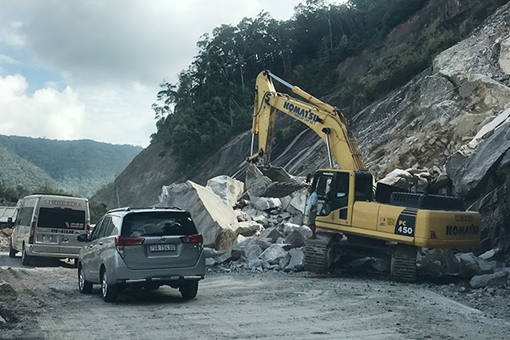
[390,192,464,211]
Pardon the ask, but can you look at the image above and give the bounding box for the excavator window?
[354,172,374,202]
[330,172,350,219]
[314,171,350,219]
[314,173,333,216]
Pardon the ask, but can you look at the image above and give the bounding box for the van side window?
[15,207,34,226]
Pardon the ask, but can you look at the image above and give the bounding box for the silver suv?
[76,207,205,302]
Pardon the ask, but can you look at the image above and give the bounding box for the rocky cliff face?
[353,3,510,255]
[108,1,510,257]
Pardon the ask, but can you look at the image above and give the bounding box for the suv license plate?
[149,244,176,252]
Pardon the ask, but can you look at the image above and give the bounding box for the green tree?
[150,0,508,177]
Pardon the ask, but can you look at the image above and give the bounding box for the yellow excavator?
[248,70,481,281]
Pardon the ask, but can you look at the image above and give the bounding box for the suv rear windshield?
[37,208,86,229]
[121,212,198,237]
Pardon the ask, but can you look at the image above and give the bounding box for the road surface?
[1,250,510,340]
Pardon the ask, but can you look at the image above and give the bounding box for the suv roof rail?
[149,206,183,210]
[107,207,131,213]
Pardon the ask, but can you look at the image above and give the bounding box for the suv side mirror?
[77,234,89,242]
[7,217,13,228]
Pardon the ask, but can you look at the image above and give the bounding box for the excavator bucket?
[245,165,306,198]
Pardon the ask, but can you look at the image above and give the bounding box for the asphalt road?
[1,249,510,340]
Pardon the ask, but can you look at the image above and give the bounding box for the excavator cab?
[313,170,374,220]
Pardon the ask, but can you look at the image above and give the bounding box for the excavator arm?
[249,70,366,171]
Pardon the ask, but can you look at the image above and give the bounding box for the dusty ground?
[1,248,510,340]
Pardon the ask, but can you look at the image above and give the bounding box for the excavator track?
[303,231,337,274]
[390,244,418,283]
[304,231,418,281]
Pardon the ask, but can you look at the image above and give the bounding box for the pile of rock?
[0,228,12,248]
[159,174,311,273]
[205,216,312,273]
[377,166,452,195]
[158,173,510,287]
[418,248,510,289]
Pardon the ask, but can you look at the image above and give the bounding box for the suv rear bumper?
[122,275,204,284]
[109,252,206,285]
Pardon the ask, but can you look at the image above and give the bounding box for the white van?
[9,194,90,265]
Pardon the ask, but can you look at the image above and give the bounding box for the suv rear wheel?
[101,268,118,302]
[180,280,198,300]
[78,265,93,294]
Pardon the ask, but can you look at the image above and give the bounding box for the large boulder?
[241,206,270,226]
[236,221,263,237]
[447,121,510,199]
[284,230,307,249]
[469,271,509,289]
[259,244,287,265]
[206,175,244,208]
[418,248,460,278]
[248,194,282,211]
[259,228,284,243]
[159,180,240,249]
[456,252,494,278]
[285,248,305,272]
[280,187,308,215]
[0,228,12,247]
[0,279,15,295]
[377,169,416,190]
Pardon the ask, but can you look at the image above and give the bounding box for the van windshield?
[37,208,86,230]
[121,212,198,237]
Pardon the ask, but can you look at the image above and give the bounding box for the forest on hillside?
[0,135,142,206]
[151,0,508,176]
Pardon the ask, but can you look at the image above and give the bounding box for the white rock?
[259,244,287,265]
[248,193,282,211]
[207,175,244,207]
[159,180,239,249]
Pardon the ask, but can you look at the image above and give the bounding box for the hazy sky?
[0,0,344,148]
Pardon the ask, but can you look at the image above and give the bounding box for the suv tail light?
[28,222,36,244]
[86,224,90,234]
[180,234,203,244]
[115,236,145,258]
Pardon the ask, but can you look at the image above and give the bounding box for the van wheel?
[9,239,16,258]
[78,265,93,294]
[180,280,199,300]
[21,244,32,266]
[101,269,118,302]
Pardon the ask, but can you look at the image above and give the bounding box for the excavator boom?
[250,70,365,172]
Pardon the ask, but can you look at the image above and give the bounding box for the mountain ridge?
[0,134,142,198]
